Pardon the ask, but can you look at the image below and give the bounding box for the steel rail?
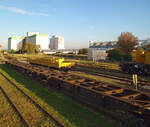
[0,86,29,127]
[0,72,64,127]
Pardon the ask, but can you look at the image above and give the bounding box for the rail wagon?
[120,45,150,75]
[29,57,75,71]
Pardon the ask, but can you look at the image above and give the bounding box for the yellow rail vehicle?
[29,57,75,71]
[121,45,150,75]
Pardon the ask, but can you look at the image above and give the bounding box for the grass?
[65,58,121,70]
[0,89,25,127]
[70,71,129,88]
[0,64,117,127]
[8,54,121,71]
[0,75,57,127]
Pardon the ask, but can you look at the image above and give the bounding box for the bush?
[10,50,17,54]
[122,54,132,61]
[79,48,88,54]
[107,48,132,61]
[107,49,122,61]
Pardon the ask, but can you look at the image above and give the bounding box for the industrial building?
[26,32,49,50]
[50,35,65,50]
[8,32,50,52]
[88,41,116,61]
[88,48,107,61]
[139,39,150,49]
[8,36,24,52]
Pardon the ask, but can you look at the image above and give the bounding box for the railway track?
[4,59,150,126]
[0,72,64,127]
[0,86,29,127]
[72,65,150,86]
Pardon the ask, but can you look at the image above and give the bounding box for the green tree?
[107,49,122,61]
[79,48,88,54]
[122,53,132,61]
[35,45,41,53]
[10,49,17,54]
[107,48,132,61]
[22,42,40,54]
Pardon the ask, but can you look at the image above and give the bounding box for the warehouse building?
[50,35,65,50]
[88,48,108,61]
[8,36,24,52]
[88,41,117,61]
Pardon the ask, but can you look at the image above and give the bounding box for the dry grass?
[71,59,121,70]
[71,71,129,88]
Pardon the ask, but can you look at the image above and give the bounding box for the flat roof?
[27,34,49,38]
[8,36,24,39]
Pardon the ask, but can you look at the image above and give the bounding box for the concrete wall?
[36,35,49,50]
[88,48,108,61]
[27,34,49,50]
[50,35,65,50]
[8,37,24,52]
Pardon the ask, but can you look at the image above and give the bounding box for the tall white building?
[50,35,65,50]
[26,33,49,50]
[8,37,24,52]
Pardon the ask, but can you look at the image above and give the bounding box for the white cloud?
[0,5,48,16]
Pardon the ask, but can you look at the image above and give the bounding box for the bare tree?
[117,32,138,53]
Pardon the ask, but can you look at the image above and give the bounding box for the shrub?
[107,49,122,61]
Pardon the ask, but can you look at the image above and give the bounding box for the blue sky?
[0,0,150,49]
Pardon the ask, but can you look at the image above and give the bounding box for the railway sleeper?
[5,61,150,126]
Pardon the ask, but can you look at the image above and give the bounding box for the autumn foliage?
[117,32,137,53]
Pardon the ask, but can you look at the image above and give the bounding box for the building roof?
[8,36,24,40]
[27,34,49,38]
[89,41,117,49]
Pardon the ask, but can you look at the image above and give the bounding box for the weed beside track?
[0,74,60,127]
[0,64,116,127]
[0,87,25,127]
